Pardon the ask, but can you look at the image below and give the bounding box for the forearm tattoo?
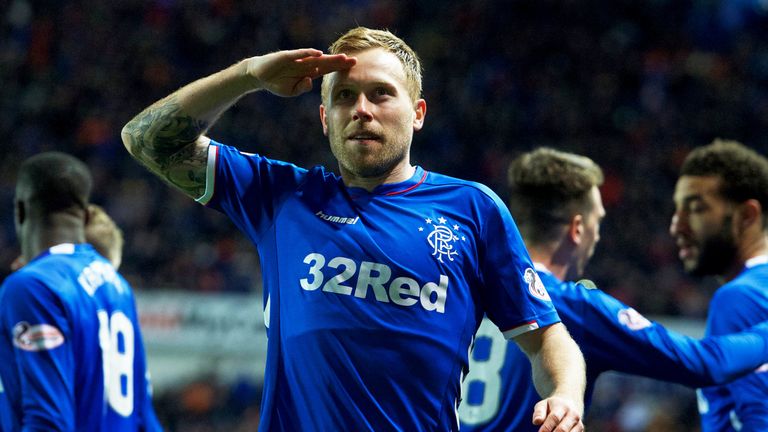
[123,97,210,197]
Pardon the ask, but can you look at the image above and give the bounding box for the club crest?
[419,215,465,263]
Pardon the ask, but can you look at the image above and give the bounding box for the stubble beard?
[330,130,411,179]
[565,251,589,281]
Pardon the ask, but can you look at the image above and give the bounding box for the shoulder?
[709,281,766,323]
[1,269,43,295]
[211,141,331,193]
[2,247,97,300]
[551,278,632,317]
[713,272,767,305]
[708,269,768,330]
[213,141,310,173]
[424,171,500,198]
[551,279,656,334]
[0,267,58,310]
[422,171,507,213]
[546,278,603,309]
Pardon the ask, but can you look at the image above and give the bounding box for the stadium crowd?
[3,0,768,430]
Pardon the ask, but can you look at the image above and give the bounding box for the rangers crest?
[419,215,466,263]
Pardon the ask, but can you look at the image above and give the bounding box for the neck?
[740,232,768,262]
[341,162,415,192]
[21,216,85,263]
[528,243,571,281]
[720,233,768,282]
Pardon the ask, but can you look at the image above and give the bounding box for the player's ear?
[413,99,426,131]
[737,199,761,231]
[568,214,584,245]
[319,104,329,136]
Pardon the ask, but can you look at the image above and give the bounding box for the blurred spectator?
[153,375,261,432]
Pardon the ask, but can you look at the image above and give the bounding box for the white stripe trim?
[454,396,460,429]
[195,145,218,204]
[502,321,540,339]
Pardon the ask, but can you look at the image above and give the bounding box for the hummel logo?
[316,210,359,225]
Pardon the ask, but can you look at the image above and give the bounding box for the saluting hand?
[244,49,356,97]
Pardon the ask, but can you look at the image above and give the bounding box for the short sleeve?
[198,141,309,242]
[0,274,76,430]
[476,192,560,339]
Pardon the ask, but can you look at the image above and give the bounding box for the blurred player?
[85,204,125,269]
[10,204,124,271]
[122,27,585,431]
[460,147,768,431]
[670,140,768,431]
[0,152,161,431]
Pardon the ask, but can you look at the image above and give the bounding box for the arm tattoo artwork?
[123,96,210,197]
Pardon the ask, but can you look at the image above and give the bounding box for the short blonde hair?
[321,27,423,103]
[86,204,124,268]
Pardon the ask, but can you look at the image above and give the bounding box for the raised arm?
[572,284,768,387]
[120,49,356,198]
[514,323,586,432]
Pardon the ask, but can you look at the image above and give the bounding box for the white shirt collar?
[533,262,552,275]
[745,255,768,268]
[49,243,76,255]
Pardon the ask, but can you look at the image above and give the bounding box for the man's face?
[569,186,606,279]
[320,48,425,179]
[670,175,738,277]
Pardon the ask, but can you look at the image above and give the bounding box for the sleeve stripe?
[195,144,218,204]
[502,320,540,339]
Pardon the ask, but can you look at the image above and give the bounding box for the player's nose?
[352,95,373,122]
[669,212,685,237]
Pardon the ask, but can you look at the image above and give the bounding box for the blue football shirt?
[698,256,768,432]
[0,243,161,432]
[460,263,768,432]
[197,142,560,431]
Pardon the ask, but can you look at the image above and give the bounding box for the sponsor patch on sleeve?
[523,267,551,301]
[12,322,65,352]
[617,308,652,331]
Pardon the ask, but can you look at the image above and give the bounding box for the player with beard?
[670,139,768,431]
[121,27,585,432]
[459,147,768,431]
